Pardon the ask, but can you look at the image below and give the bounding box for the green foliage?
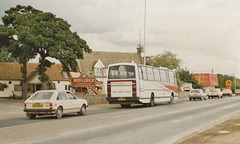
[217,74,240,91]
[151,51,182,69]
[1,5,92,91]
[177,68,203,89]
[0,46,18,62]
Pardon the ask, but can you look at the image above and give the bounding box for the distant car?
[23,90,88,119]
[189,89,207,101]
[235,89,240,96]
[222,89,232,97]
[207,89,223,99]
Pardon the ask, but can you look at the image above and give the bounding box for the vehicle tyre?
[29,114,36,119]
[189,98,192,101]
[121,104,131,108]
[168,95,174,104]
[56,107,63,119]
[149,94,155,107]
[208,96,210,99]
[78,104,86,115]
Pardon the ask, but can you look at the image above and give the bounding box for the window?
[100,68,102,75]
[146,67,154,80]
[66,92,76,100]
[108,65,136,79]
[169,71,175,83]
[165,71,170,82]
[153,68,160,81]
[30,92,54,100]
[160,70,167,82]
[138,66,143,80]
[14,85,22,91]
[57,92,68,100]
[142,66,147,80]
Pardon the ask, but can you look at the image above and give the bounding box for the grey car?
[189,89,207,101]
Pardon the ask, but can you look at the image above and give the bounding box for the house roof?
[0,62,67,81]
[79,51,142,73]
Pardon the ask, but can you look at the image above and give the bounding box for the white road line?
[110,114,135,119]
[171,116,193,123]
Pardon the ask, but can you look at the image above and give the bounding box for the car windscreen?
[108,65,136,79]
[209,89,216,92]
[190,90,200,93]
[29,92,54,100]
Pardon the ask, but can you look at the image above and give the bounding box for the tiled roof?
[0,62,67,81]
[79,51,142,74]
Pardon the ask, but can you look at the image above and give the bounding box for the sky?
[1,0,240,78]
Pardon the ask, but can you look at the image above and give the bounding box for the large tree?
[1,5,91,98]
[151,51,182,69]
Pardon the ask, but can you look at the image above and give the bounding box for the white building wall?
[0,80,22,97]
[52,81,71,91]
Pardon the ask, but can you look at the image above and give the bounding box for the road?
[1,96,240,144]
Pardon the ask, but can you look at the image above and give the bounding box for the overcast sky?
[1,0,240,77]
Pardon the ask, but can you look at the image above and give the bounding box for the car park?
[23,90,88,119]
[235,89,240,96]
[207,89,222,99]
[222,89,232,97]
[189,89,207,101]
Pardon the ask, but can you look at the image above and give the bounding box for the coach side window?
[147,67,154,81]
[166,71,170,82]
[160,70,167,82]
[153,68,160,81]
[138,66,143,80]
[169,71,175,83]
[142,66,148,80]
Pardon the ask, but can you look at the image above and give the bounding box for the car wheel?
[29,114,36,119]
[78,104,87,115]
[56,107,63,119]
[189,98,192,101]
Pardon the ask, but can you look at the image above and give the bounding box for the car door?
[66,92,81,113]
[57,91,72,114]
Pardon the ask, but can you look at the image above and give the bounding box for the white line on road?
[171,116,193,123]
[110,114,135,119]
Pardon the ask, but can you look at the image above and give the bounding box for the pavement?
[175,112,240,144]
[1,98,240,144]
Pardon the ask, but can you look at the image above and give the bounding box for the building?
[192,73,219,91]
[0,62,71,98]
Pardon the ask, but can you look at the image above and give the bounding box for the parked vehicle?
[235,89,240,96]
[207,89,222,99]
[222,89,232,97]
[189,89,207,101]
[23,90,88,119]
[106,63,178,107]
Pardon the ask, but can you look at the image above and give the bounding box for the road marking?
[171,116,193,123]
[110,114,135,119]
[223,103,240,109]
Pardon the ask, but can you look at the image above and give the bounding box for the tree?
[1,5,91,98]
[151,51,182,69]
[177,68,203,89]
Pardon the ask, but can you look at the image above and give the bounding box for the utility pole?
[143,0,146,65]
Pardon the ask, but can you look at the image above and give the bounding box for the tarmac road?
[1,96,240,144]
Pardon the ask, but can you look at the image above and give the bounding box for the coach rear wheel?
[149,94,155,107]
[121,104,131,108]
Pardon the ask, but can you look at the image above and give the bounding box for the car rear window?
[30,92,54,100]
[190,90,200,93]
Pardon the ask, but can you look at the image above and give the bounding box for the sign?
[226,80,232,87]
[0,83,4,91]
[72,78,95,87]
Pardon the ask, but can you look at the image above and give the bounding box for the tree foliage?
[217,74,240,92]
[1,5,91,95]
[151,51,182,70]
[177,68,203,89]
